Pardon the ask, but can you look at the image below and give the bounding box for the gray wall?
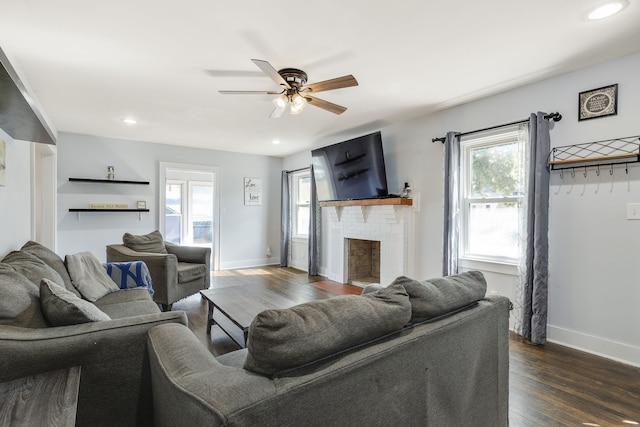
[285,52,640,367]
[56,133,283,269]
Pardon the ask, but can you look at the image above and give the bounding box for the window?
[460,127,526,263]
[292,171,311,237]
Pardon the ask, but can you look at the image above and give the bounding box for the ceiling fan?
[219,59,358,118]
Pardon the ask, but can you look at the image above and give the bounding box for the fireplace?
[321,199,414,287]
[347,239,381,286]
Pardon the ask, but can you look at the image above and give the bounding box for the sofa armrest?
[107,244,178,304]
[148,323,275,427]
[164,242,211,265]
[0,311,187,426]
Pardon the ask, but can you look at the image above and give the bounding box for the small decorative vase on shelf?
[107,166,115,180]
[400,182,412,198]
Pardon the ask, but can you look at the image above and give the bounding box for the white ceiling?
[1,0,639,157]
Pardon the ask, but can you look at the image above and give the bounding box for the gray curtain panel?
[520,112,550,344]
[443,131,461,277]
[280,171,291,267]
[308,165,320,275]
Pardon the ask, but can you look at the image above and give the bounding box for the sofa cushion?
[40,278,111,326]
[243,284,411,376]
[122,230,168,254]
[391,271,487,324]
[176,262,207,283]
[0,263,48,328]
[94,288,160,318]
[20,240,81,297]
[65,252,120,302]
[1,250,66,288]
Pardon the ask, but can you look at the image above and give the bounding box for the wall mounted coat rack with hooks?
[548,135,640,177]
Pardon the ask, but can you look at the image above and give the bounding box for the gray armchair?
[106,231,211,311]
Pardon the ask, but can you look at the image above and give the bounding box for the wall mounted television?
[311,131,390,202]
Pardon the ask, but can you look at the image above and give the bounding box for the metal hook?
[559,169,563,179]
[571,168,576,178]
[610,164,614,176]
[583,166,587,178]
[626,163,629,174]
[596,165,600,176]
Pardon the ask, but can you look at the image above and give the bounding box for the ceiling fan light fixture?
[273,94,288,109]
[290,94,307,115]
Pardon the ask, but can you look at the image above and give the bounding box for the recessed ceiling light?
[587,1,627,20]
[122,118,138,125]
[272,139,281,145]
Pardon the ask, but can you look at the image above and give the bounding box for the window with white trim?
[292,170,311,237]
[460,127,526,264]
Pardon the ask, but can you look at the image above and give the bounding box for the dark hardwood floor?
[172,265,640,427]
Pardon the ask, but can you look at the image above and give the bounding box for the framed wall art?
[244,177,262,206]
[578,84,617,121]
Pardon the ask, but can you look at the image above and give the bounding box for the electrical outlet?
[627,203,640,219]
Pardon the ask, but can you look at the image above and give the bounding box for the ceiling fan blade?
[251,59,291,89]
[218,90,282,95]
[303,75,358,94]
[305,96,347,115]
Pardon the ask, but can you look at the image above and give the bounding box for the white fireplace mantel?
[322,198,414,287]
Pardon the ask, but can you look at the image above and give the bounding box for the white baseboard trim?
[220,259,279,270]
[547,325,640,368]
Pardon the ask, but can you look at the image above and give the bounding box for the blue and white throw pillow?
[104,261,154,295]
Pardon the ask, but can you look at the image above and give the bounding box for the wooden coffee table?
[200,284,323,348]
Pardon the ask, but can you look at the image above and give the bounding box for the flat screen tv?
[311,131,389,202]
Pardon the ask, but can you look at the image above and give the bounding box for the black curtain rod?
[431,112,562,143]
[285,166,310,174]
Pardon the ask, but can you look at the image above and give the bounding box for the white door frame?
[31,142,57,250]
[159,162,220,270]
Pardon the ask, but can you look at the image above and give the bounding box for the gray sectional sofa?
[0,241,187,426]
[147,272,511,427]
[1,241,510,426]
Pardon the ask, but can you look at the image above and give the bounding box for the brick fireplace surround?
[320,198,414,288]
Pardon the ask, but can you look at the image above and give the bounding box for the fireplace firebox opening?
[347,238,380,287]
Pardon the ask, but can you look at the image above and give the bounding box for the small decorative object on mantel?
[400,182,412,198]
[579,84,617,121]
[244,177,262,206]
[137,201,146,209]
[107,166,115,180]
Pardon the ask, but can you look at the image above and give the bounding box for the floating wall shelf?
[548,136,640,171]
[68,209,149,212]
[69,177,150,185]
[68,177,149,220]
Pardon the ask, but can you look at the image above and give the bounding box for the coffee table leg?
[206,301,216,335]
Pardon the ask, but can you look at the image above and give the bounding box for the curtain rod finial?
[546,112,562,122]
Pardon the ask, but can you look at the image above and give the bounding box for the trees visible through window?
[292,171,310,237]
[461,129,525,262]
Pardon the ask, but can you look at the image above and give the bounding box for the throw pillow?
[2,250,67,288]
[243,284,411,376]
[20,240,81,297]
[122,230,167,254]
[391,271,487,324]
[104,261,154,295]
[40,278,111,326]
[65,252,120,302]
[0,263,48,328]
